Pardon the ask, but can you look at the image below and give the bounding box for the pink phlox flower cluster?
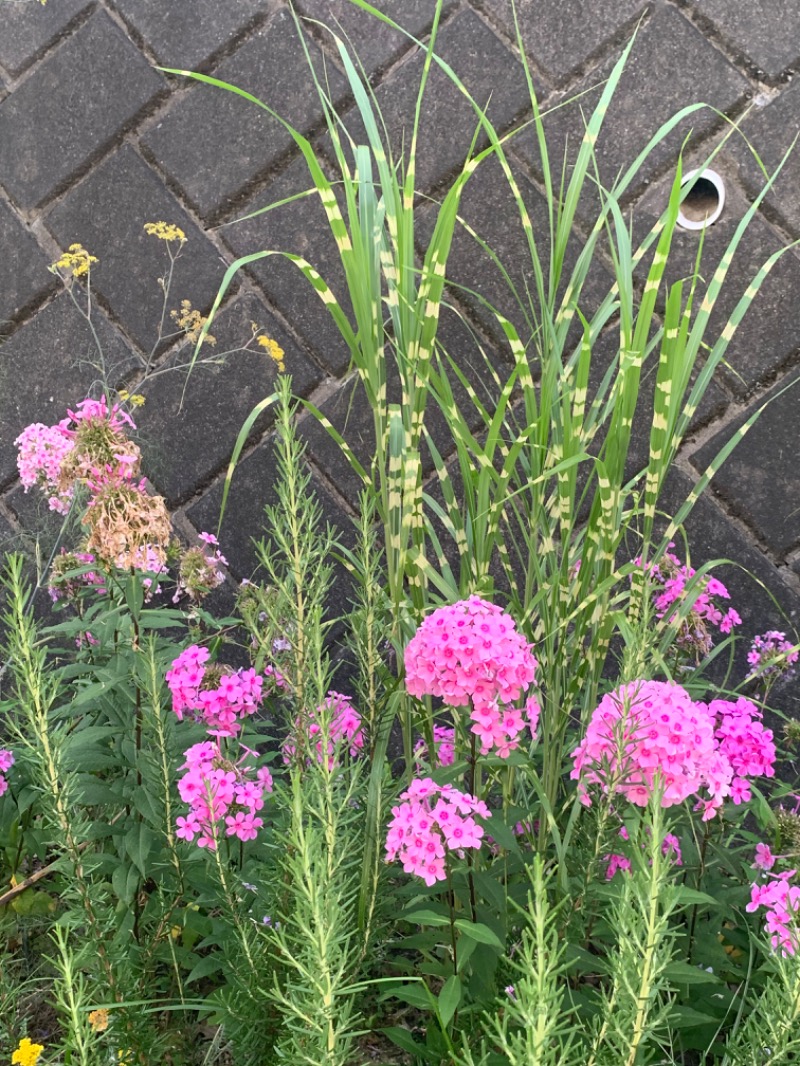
[0,749,14,797]
[68,396,136,434]
[747,872,800,956]
[635,547,741,656]
[404,597,538,757]
[385,777,490,886]
[747,631,799,682]
[282,691,364,768]
[604,828,682,880]
[175,739,273,849]
[48,549,106,603]
[166,645,265,737]
[754,843,777,872]
[707,697,776,805]
[15,421,75,513]
[605,853,632,880]
[572,680,730,815]
[173,532,228,603]
[414,725,456,769]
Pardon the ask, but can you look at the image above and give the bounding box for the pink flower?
[404,597,538,757]
[754,843,776,872]
[414,725,456,768]
[385,778,488,886]
[283,692,364,768]
[747,631,799,683]
[746,874,800,956]
[572,680,729,813]
[605,853,632,880]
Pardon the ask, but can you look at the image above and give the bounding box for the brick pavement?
[1,0,799,713]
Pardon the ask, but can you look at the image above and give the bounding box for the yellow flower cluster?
[118,390,146,407]
[171,300,216,346]
[256,332,286,373]
[12,1038,44,1066]
[88,1008,109,1032]
[143,221,186,243]
[50,243,98,279]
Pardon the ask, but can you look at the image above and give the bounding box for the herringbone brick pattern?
[1,0,799,711]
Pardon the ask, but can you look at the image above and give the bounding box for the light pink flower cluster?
[708,697,776,805]
[635,547,741,658]
[747,631,799,682]
[166,645,267,737]
[282,691,364,768]
[175,739,273,849]
[404,597,539,757]
[15,397,139,514]
[173,532,228,603]
[0,750,14,797]
[574,683,778,820]
[414,725,456,768]
[747,872,800,956]
[572,681,726,813]
[385,778,490,887]
[15,421,75,513]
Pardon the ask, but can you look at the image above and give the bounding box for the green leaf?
[437,974,462,1028]
[664,961,721,985]
[404,908,452,927]
[381,1027,438,1063]
[453,919,503,950]
[379,981,435,1010]
[674,887,718,907]
[186,953,225,985]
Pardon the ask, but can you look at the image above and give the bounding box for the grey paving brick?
[0,199,54,328]
[728,82,800,237]
[516,5,749,221]
[186,435,356,620]
[110,0,265,69]
[46,145,227,354]
[220,153,353,377]
[632,168,800,396]
[0,12,165,211]
[331,6,532,195]
[684,0,800,80]
[0,294,137,487]
[689,373,800,558]
[488,0,647,82]
[142,9,347,220]
[294,0,440,76]
[0,0,91,77]
[136,292,322,506]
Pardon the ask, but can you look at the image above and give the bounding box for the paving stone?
[186,435,356,619]
[331,6,532,195]
[46,145,227,355]
[294,0,440,77]
[110,0,265,69]
[689,372,800,558]
[516,5,749,221]
[0,12,165,211]
[728,82,800,237]
[0,0,91,76]
[488,0,647,82]
[136,292,321,507]
[0,294,137,488]
[417,154,613,349]
[632,166,800,396]
[220,153,352,377]
[142,9,348,220]
[684,0,800,80]
[0,199,54,329]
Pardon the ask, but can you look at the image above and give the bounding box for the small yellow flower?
[88,1008,109,1032]
[256,333,286,373]
[118,1051,133,1065]
[12,1037,44,1066]
[144,221,186,243]
[170,299,215,346]
[118,390,146,407]
[49,243,97,279]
